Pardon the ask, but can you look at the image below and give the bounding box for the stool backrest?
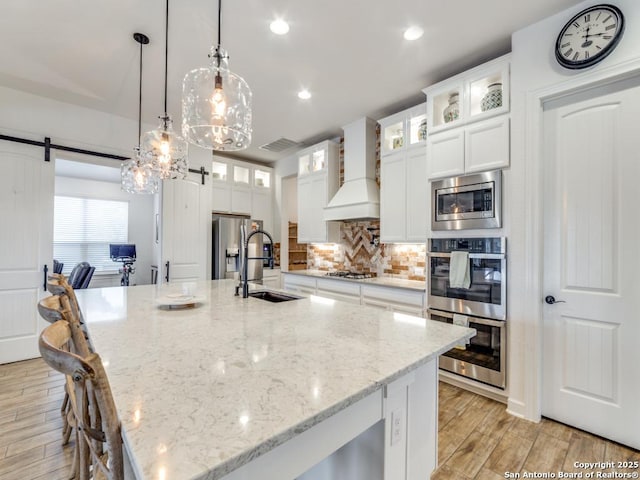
[39,320,123,480]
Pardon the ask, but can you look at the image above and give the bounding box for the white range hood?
[324,117,380,221]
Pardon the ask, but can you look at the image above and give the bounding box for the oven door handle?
[427,309,505,328]
[428,252,506,260]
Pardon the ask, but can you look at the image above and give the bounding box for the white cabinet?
[211,156,274,234]
[297,141,341,244]
[379,104,427,157]
[423,54,510,180]
[282,274,426,315]
[380,153,406,243]
[361,285,424,316]
[262,268,281,289]
[379,104,428,243]
[316,278,361,305]
[283,274,317,295]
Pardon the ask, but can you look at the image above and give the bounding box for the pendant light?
[121,33,159,195]
[140,0,188,180]
[181,0,252,151]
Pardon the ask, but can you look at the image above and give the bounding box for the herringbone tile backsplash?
[307,221,426,281]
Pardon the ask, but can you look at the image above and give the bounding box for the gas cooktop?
[325,271,373,280]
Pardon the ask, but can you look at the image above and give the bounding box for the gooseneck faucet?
[235,225,274,298]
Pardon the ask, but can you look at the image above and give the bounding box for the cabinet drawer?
[283,274,316,288]
[361,285,424,308]
[314,290,361,305]
[316,278,361,296]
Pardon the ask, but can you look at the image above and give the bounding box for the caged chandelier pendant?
[140,0,188,180]
[121,33,159,195]
[181,0,252,151]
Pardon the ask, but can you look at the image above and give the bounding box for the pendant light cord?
[217,0,222,47]
[164,0,169,115]
[138,39,143,146]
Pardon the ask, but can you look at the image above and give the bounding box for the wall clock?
[555,4,625,69]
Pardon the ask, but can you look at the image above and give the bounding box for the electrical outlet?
[391,409,403,446]
[413,266,424,276]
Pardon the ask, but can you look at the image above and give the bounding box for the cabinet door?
[211,182,231,213]
[464,116,510,173]
[252,189,273,235]
[426,127,465,179]
[297,177,312,243]
[309,174,328,242]
[380,154,407,242]
[405,148,428,242]
[231,186,251,215]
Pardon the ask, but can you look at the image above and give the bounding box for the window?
[53,196,129,274]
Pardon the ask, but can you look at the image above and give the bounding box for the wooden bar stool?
[39,320,124,480]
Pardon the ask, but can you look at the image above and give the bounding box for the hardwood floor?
[0,358,73,480]
[1,359,638,479]
[434,382,640,480]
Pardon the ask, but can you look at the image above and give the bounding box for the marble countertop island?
[77,280,473,480]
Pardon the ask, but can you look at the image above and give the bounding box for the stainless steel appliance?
[428,309,506,389]
[431,170,502,230]
[427,237,507,389]
[212,216,265,282]
[325,271,373,280]
[428,237,506,320]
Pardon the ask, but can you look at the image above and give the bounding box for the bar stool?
[39,320,124,480]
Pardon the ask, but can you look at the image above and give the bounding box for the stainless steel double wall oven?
[427,237,507,389]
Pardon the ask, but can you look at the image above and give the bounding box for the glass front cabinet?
[423,54,511,180]
[379,103,427,157]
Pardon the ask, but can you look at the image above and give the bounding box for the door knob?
[545,295,566,305]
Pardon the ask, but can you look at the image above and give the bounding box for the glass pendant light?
[140,0,188,180]
[182,0,252,151]
[121,33,159,195]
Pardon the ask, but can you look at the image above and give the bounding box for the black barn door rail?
[0,133,129,162]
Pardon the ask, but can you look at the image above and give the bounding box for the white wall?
[54,175,155,286]
[508,0,640,420]
[0,84,214,286]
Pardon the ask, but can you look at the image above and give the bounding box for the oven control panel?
[429,237,505,254]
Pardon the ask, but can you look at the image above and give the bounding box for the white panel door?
[161,172,211,283]
[0,144,54,364]
[297,176,312,243]
[542,84,640,449]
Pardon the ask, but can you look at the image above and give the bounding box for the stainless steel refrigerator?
[212,216,264,283]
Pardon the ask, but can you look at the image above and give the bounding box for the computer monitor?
[109,244,136,261]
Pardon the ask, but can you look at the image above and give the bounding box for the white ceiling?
[1,0,582,164]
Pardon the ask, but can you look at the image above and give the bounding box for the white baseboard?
[506,398,527,419]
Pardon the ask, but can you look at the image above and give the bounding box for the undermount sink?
[248,291,302,303]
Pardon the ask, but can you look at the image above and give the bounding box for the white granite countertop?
[283,269,426,291]
[77,280,472,480]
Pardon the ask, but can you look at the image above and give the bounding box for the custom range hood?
[324,117,380,221]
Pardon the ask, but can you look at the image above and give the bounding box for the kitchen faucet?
[235,225,274,298]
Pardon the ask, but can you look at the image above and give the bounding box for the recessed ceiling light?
[404,26,424,41]
[298,89,311,100]
[270,19,290,35]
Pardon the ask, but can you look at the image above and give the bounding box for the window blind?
[53,196,129,274]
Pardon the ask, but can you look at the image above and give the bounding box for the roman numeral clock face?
[555,4,625,69]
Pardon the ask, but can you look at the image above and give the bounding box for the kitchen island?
[76,280,474,480]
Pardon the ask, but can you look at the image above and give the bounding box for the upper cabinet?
[211,156,274,234]
[378,104,428,243]
[423,54,511,179]
[296,140,341,243]
[379,103,427,157]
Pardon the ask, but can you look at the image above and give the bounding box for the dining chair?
[53,259,64,274]
[39,320,124,480]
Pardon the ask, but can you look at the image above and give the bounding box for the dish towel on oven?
[453,313,470,349]
[449,251,471,289]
